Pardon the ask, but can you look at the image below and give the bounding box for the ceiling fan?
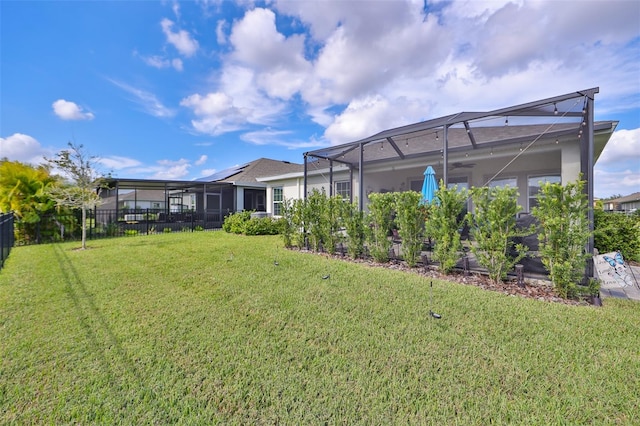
[451,161,476,169]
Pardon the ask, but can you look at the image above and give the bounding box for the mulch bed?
[302,249,591,306]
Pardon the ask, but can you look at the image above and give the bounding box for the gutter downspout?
[359,143,364,211]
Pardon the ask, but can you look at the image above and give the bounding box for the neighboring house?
[260,88,616,220]
[100,189,167,211]
[604,192,640,213]
[194,157,302,212]
[100,158,302,228]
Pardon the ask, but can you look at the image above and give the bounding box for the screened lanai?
[304,88,611,208]
[98,178,234,231]
[302,87,618,275]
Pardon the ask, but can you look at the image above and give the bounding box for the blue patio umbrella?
[421,166,438,204]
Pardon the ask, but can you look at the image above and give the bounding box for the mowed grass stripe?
[1,232,638,424]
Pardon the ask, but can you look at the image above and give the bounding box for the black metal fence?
[15,208,225,245]
[1,212,15,270]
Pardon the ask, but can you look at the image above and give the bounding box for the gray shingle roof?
[613,192,640,204]
[198,158,303,184]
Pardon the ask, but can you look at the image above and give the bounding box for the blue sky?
[1,0,638,198]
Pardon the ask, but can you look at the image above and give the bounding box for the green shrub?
[532,178,590,299]
[467,186,532,284]
[305,189,328,251]
[594,210,640,262]
[280,199,295,248]
[194,225,204,232]
[163,227,172,233]
[343,200,365,259]
[243,217,281,236]
[425,183,467,274]
[291,199,307,249]
[366,192,395,263]
[323,195,345,255]
[124,229,139,236]
[393,191,426,267]
[222,211,252,234]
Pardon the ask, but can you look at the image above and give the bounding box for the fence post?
[0,212,15,270]
[515,264,525,288]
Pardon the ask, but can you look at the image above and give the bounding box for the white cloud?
[0,133,51,164]
[200,168,217,176]
[185,0,639,152]
[594,168,640,199]
[229,8,311,100]
[108,79,176,118]
[181,64,287,135]
[597,128,640,165]
[172,58,183,71]
[240,129,324,149]
[52,99,94,121]
[172,0,180,19]
[151,158,191,179]
[181,92,235,116]
[97,156,142,170]
[137,53,183,71]
[180,92,246,135]
[216,19,227,44]
[161,18,199,57]
[594,128,640,198]
[324,95,427,145]
[195,154,208,166]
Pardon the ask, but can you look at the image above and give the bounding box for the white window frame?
[335,180,351,201]
[273,187,283,216]
[528,175,561,211]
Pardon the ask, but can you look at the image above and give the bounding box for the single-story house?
[99,158,301,228]
[603,192,640,213]
[258,88,616,276]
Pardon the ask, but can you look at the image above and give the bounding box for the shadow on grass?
[52,244,171,421]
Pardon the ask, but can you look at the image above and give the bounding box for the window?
[488,177,517,189]
[447,176,469,192]
[335,181,351,200]
[273,187,283,215]
[528,175,561,210]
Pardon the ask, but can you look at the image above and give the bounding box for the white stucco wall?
[261,142,580,215]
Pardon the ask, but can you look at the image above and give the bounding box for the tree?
[0,159,60,243]
[46,143,104,249]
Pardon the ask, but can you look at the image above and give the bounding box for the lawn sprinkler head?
[322,274,330,280]
[429,310,442,319]
[274,260,279,266]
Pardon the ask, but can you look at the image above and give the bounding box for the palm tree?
[0,159,59,242]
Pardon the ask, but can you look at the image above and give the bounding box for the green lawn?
[1,232,638,424]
